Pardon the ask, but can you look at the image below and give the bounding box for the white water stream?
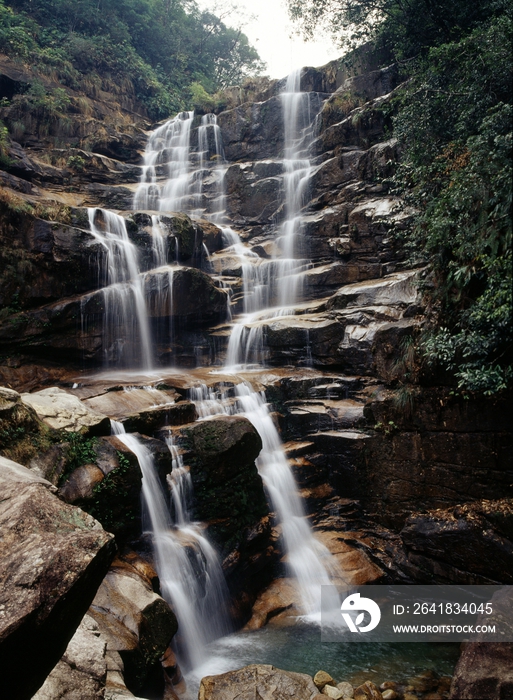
[87,208,153,369]
[112,421,230,669]
[85,69,338,686]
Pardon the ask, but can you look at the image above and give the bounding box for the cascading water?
[224,69,319,368]
[134,111,195,213]
[111,422,231,669]
[189,381,339,618]
[87,208,153,368]
[131,70,338,618]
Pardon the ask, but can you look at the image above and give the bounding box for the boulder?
[28,442,70,484]
[337,682,355,698]
[59,462,105,503]
[0,457,116,700]
[32,615,108,700]
[88,568,178,695]
[323,687,344,699]
[175,415,268,550]
[354,682,383,700]
[0,386,54,465]
[199,664,319,700]
[245,578,300,629]
[450,588,513,699]
[314,670,335,689]
[21,387,110,435]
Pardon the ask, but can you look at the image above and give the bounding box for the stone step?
[282,440,316,458]
[281,399,366,439]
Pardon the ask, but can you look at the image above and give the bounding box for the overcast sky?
[198,0,342,80]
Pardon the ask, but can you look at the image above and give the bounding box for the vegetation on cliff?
[0,0,263,120]
[290,0,512,395]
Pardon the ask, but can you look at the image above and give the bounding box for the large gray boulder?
[199,664,320,700]
[21,386,110,435]
[0,456,116,700]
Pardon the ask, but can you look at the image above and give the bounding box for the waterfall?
[233,384,336,616]
[87,208,153,369]
[134,111,195,213]
[189,380,339,618]
[99,70,337,644]
[112,422,231,668]
[224,70,318,367]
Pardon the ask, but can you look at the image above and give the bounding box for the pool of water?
[183,621,460,697]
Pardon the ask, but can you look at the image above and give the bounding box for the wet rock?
[199,219,225,253]
[82,436,142,541]
[217,96,284,162]
[0,457,115,700]
[130,211,204,265]
[82,385,196,433]
[175,415,268,551]
[88,567,178,696]
[314,670,335,689]
[59,462,105,503]
[145,266,228,320]
[21,387,110,434]
[245,578,300,629]
[225,162,282,224]
[326,271,419,311]
[337,682,355,698]
[354,681,383,700]
[199,664,319,700]
[315,530,384,585]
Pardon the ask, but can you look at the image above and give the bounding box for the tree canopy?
[0,0,265,118]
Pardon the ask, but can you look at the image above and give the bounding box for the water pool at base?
[184,622,460,696]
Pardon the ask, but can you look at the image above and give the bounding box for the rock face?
[199,664,320,700]
[450,588,513,699]
[399,499,513,584]
[32,615,108,700]
[362,388,513,527]
[88,561,178,696]
[0,456,116,700]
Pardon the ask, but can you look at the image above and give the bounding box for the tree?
[288,0,510,58]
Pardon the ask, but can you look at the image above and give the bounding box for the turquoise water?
[185,622,460,695]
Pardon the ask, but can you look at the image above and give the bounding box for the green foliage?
[66,154,85,171]
[393,16,512,394]
[88,451,139,538]
[0,120,11,166]
[288,0,510,58]
[60,432,98,484]
[0,0,264,120]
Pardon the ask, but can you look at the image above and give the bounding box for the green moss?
[87,451,141,539]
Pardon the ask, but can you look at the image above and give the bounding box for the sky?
[198,0,342,80]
